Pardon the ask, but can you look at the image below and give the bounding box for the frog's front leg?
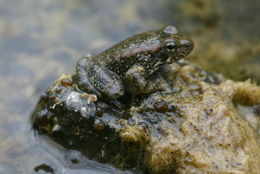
[75,56,124,100]
[125,66,159,95]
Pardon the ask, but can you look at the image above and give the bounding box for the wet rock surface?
[31,62,260,174]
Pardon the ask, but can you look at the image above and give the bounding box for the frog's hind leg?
[76,55,125,100]
[87,60,125,100]
[74,56,103,98]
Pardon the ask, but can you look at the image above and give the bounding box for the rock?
[31,62,260,174]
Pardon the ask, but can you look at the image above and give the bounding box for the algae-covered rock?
[31,62,260,174]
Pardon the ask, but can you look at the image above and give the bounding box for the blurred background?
[0,0,259,173]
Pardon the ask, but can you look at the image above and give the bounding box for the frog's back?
[93,30,162,74]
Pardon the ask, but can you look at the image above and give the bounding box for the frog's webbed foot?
[75,56,124,100]
[125,66,171,95]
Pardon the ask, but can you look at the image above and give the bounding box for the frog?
[74,26,194,100]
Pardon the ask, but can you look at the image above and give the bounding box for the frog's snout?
[177,35,194,57]
[180,38,193,48]
[180,36,194,52]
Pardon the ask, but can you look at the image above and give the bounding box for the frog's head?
[158,26,194,64]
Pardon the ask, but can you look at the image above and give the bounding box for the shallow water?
[0,0,259,173]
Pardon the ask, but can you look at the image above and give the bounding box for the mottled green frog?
[75,26,194,99]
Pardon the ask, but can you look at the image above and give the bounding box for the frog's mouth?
[166,57,173,63]
[166,56,181,64]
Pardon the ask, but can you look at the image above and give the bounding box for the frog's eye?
[165,40,176,51]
